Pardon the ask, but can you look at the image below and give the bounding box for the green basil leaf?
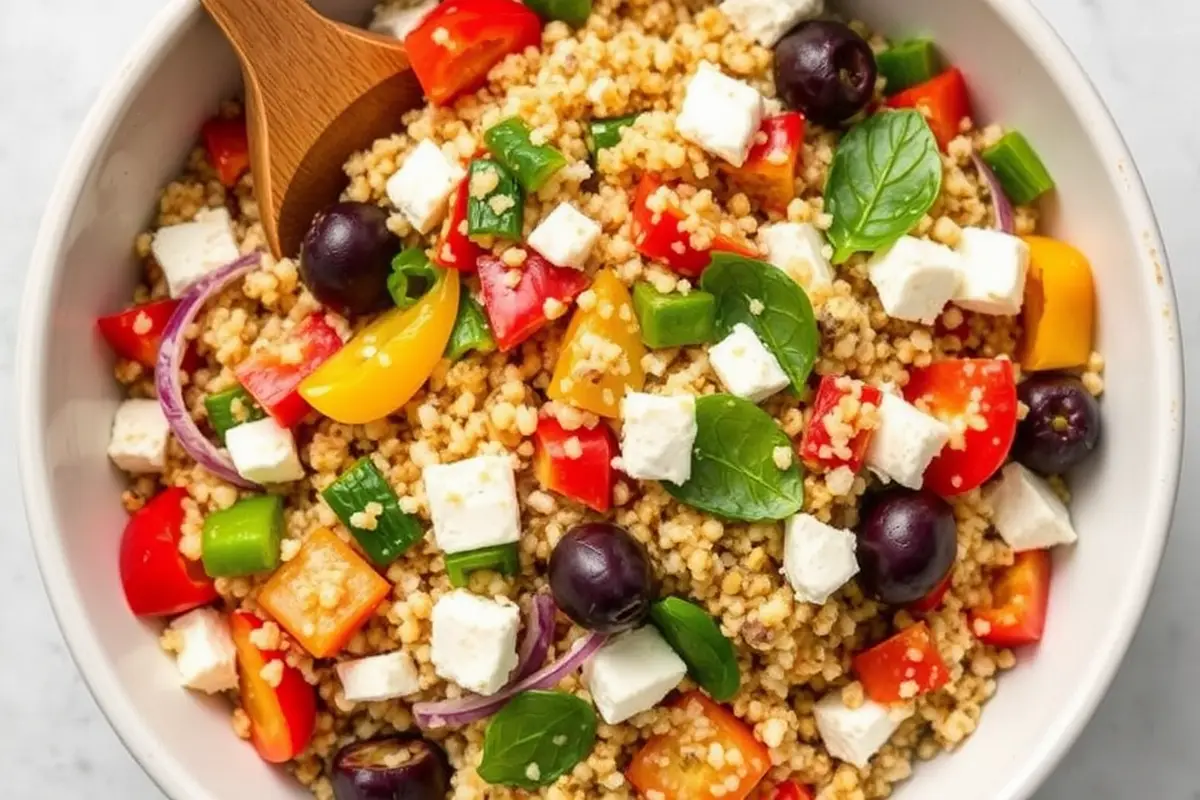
[477,691,597,788]
[664,394,804,522]
[444,293,496,361]
[649,597,740,702]
[388,248,441,309]
[700,253,819,391]
[824,109,942,264]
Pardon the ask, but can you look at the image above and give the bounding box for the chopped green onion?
[483,118,568,192]
[445,293,497,362]
[322,457,423,566]
[632,282,717,349]
[388,248,442,309]
[586,114,641,160]
[981,131,1056,206]
[204,386,265,443]
[522,0,592,26]
[877,39,940,95]
[202,495,283,577]
[467,159,524,240]
[444,543,520,587]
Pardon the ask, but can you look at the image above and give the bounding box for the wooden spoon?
[201,0,423,258]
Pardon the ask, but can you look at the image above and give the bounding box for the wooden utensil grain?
[201,0,423,258]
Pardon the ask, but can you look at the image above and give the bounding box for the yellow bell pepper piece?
[299,270,459,423]
[548,270,646,418]
[1019,236,1095,371]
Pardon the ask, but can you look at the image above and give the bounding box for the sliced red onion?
[513,593,556,683]
[155,253,264,489]
[414,631,607,729]
[971,153,1015,234]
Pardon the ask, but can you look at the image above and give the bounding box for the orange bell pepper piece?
[853,622,950,703]
[1019,236,1095,371]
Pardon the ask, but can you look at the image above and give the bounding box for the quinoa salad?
[98,0,1106,797]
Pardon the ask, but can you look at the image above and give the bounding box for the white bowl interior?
[19,1,1183,799]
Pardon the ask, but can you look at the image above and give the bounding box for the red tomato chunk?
[532,415,618,512]
[477,252,590,352]
[854,622,950,703]
[235,314,343,428]
[799,375,884,473]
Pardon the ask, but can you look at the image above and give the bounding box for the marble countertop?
[1,0,1197,796]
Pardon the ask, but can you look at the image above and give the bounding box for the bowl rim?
[15,1,1185,799]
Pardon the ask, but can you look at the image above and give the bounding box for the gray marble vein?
[0,0,1197,797]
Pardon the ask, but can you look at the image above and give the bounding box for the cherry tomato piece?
[853,622,950,703]
[119,488,218,618]
[533,415,618,512]
[886,68,971,150]
[97,298,180,368]
[970,549,1051,647]
[201,116,250,187]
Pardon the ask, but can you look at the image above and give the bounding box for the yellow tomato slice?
[299,270,459,423]
[548,270,646,418]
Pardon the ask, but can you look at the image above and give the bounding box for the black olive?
[1013,374,1101,475]
[548,522,656,634]
[774,20,877,126]
[332,737,449,800]
[299,202,398,316]
[857,489,956,605]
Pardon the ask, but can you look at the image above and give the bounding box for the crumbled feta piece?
[225,416,305,484]
[867,236,963,324]
[430,590,520,695]
[527,202,601,270]
[423,455,521,554]
[369,0,438,39]
[107,399,170,474]
[758,222,835,290]
[814,693,911,768]
[675,61,765,168]
[169,608,238,694]
[582,626,687,724]
[386,140,464,234]
[336,651,421,702]
[719,0,824,46]
[709,323,790,403]
[987,462,1078,551]
[620,392,697,485]
[151,207,241,298]
[782,514,859,604]
[953,228,1030,315]
[865,394,950,489]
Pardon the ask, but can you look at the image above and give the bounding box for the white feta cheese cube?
[430,590,520,695]
[336,651,421,702]
[527,202,602,270]
[151,207,241,298]
[675,61,764,168]
[867,236,963,324]
[619,392,697,485]
[987,462,1078,551]
[719,0,824,47]
[865,394,950,489]
[225,416,305,484]
[369,0,438,39]
[169,608,238,694]
[709,323,790,403]
[953,228,1030,315]
[814,693,911,768]
[423,455,521,554]
[386,140,464,234]
[782,514,859,604]
[758,222,835,291]
[107,399,170,474]
[582,626,687,724]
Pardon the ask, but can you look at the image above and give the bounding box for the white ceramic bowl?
[17,0,1185,797]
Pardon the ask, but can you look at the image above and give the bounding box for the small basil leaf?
[701,253,819,391]
[477,691,597,789]
[445,293,496,361]
[649,597,740,702]
[388,248,441,309]
[824,109,942,264]
[664,394,804,522]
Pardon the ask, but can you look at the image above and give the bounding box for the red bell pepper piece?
[970,549,1052,647]
[97,298,180,368]
[119,488,218,617]
[229,611,317,763]
[476,252,589,352]
[433,179,481,272]
[723,112,805,212]
[532,415,618,512]
[631,174,756,278]
[909,571,953,613]
[887,68,971,150]
[404,0,542,105]
[798,375,884,473]
[854,622,950,703]
[201,117,251,187]
[904,358,1018,497]
[235,314,343,428]
[754,780,816,800]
